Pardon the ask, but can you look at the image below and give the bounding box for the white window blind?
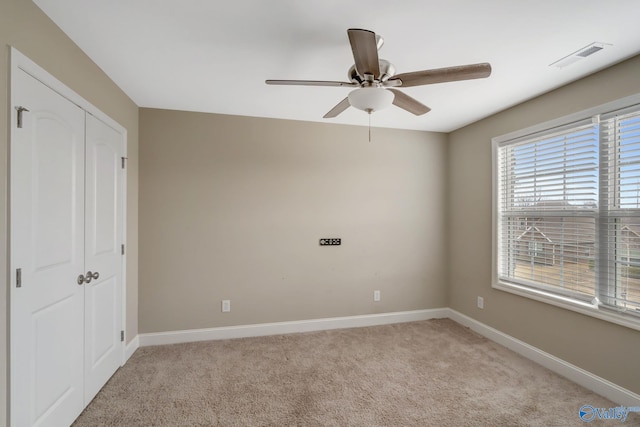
[600,108,640,313]
[496,102,640,320]
[497,121,599,302]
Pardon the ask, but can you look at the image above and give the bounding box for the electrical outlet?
[374,290,381,302]
[477,296,484,309]
[222,299,231,313]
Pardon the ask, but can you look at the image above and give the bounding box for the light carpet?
[73,319,637,426]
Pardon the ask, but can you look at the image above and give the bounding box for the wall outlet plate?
[374,290,381,302]
[222,299,231,313]
[477,296,484,309]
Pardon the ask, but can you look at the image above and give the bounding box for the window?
[527,241,544,259]
[493,98,640,327]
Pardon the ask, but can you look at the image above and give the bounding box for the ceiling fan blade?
[266,79,357,87]
[323,97,351,118]
[347,29,381,79]
[389,63,492,87]
[389,89,431,116]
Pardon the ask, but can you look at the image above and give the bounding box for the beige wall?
[139,109,447,333]
[448,55,640,394]
[0,0,139,422]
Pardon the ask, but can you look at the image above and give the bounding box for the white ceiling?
[34,0,640,132]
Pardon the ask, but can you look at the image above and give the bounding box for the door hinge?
[121,157,127,169]
[121,330,125,342]
[16,268,22,288]
[121,244,125,255]
[15,106,30,129]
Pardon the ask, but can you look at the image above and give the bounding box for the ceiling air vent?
[550,42,610,68]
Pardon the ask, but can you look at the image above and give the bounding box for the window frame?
[492,93,640,332]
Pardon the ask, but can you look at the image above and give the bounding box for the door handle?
[83,271,100,284]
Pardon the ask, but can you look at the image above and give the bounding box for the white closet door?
[11,69,86,427]
[83,114,124,403]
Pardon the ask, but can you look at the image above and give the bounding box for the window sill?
[492,280,640,332]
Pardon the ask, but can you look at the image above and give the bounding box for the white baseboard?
[446,308,640,407]
[126,307,639,407]
[124,335,139,363]
[138,308,449,347]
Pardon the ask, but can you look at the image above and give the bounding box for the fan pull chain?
[368,112,371,142]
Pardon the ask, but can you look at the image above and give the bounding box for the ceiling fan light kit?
[266,28,491,119]
[348,87,394,113]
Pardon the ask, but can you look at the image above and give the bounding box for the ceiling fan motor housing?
[349,59,396,84]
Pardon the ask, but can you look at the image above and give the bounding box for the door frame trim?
[8,47,128,422]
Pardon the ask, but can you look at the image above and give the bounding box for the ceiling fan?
[266,28,492,118]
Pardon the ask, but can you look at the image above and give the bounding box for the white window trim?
[492,92,640,332]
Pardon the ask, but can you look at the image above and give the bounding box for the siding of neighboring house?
[513,216,640,267]
[514,216,594,266]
